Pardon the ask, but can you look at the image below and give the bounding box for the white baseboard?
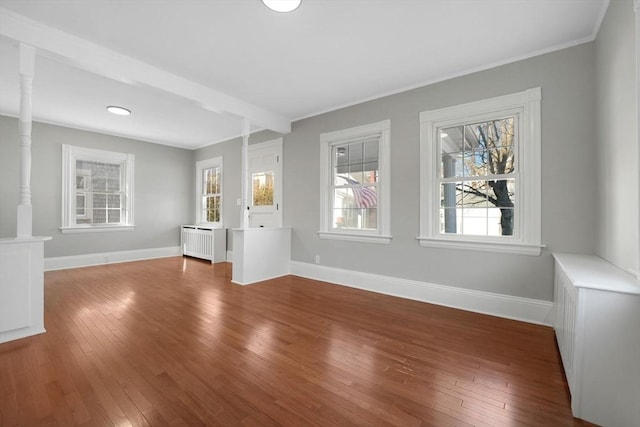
[289,261,553,326]
[0,326,46,345]
[45,246,181,271]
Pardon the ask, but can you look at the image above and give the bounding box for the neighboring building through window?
[61,145,135,233]
[319,120,391,244]
[418,88,542,254]
[196,157,223,226]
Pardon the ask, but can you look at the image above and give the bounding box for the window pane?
[333,145,348,170]
[363,140,378,163]
[108,194,121,208]
[348,143,363,166]
[363,163,378,183]
[349,161,363,177]
[107,209,121,224]
[440,125,466,154]
[93,193,106,208]
[92,209,107,224]
[441,152,464,178]
[486,148,515,175]
[440,208,459,234]
[76,195,85,215]
[488,208,514,236]
[458,181,489,208]
[252,171,274,206]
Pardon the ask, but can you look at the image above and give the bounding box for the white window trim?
[318,119,391,244]
[195,156,223,227]
[418,88,543,255]
[61,144,135,233]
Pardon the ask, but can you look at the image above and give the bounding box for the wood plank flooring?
[0,257,595,426]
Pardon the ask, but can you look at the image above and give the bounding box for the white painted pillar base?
[231,227,291,285]
[0,236,50,344]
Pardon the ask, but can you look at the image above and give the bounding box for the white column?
[240,118,251,229]
[17,43,35,238]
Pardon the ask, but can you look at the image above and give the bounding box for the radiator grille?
[181,226,214,261]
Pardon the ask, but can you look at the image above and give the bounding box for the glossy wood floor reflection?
[0,257,594,426]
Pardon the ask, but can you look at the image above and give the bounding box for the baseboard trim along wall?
[44,246,181,271]
[289,261,553,326]
[44,250,553,325]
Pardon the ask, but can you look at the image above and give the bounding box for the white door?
[248,138,282,227]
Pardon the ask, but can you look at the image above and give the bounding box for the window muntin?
[419,88,541,255]
[61,145,134,232]
[202,166,221,223]
[319,120,391,244]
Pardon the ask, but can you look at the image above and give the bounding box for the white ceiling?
[0,0,608,149]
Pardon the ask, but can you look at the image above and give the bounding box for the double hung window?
[419,88,542,254]
[319,120,391,244]
[61,145,134,232]
[196,157,223,226]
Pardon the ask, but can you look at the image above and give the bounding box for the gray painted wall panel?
[0,116,194,257]
[596,0,639,274]
[196,43,598,301]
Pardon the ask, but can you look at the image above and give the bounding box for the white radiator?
[181,226,226,263]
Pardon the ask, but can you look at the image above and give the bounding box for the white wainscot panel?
[232,228,291,285]
[0,237,50,344]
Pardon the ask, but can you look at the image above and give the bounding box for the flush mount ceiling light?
[262,0,301,13]
[106,105,131,116]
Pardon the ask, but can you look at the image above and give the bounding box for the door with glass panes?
[248,139,282,228]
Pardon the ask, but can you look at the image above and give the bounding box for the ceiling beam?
[0,8,291,134]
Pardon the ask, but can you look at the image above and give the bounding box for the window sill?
[60,225,135,234]
[318,231,392,244]
[417,236,543,255]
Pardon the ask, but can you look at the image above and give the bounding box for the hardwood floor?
[0,257,594,426]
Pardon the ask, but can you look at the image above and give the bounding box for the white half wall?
[289,261,553,326]
[44,246,180,271]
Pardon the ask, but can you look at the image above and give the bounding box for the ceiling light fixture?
[262,0,301,13]
[106,105,131,116]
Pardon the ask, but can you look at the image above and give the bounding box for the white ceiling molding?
[0,8,291,135]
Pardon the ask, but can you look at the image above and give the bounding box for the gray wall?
[198,43,598,302]
[595,0,639,275]
[0,116,194,257]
